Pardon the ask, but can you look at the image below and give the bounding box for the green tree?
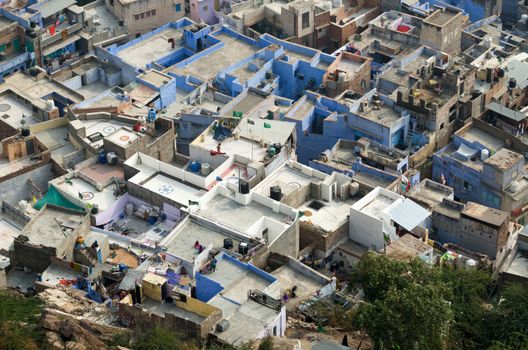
[350,252,441,302]
[487,332,528,350]
[133,327,185,350]
[440,268,493,350]
[356,282,452,349]
[486,283,528,345]
[258,336,274,350]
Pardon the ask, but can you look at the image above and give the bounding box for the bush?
[258,336,273,350]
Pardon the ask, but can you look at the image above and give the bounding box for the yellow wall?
[175,297,219,318]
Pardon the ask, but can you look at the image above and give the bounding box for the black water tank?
[238,242,249,255]
[21,128,30,137]
[223,238,233,250]
[239,180,250,194]
[509,77,517,89]
[270,186,282,201]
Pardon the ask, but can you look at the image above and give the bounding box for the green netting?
[34,185,85,212]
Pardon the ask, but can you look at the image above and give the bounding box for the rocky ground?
[37,286,128,350]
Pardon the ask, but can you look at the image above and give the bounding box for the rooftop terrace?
[117,28,184,68]
[170,32,259,81]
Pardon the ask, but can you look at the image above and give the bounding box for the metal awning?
[387,198,431,232]
[36,0,76,18]
[42,34,81,56]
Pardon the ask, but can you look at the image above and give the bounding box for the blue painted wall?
[195,273,224,302]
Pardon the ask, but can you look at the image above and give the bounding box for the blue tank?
[98,151,107,164]
[189,161,201,173]
[147,108,157,122]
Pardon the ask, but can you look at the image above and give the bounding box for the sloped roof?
[387,198,431,231]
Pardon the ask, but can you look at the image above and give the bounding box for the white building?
[349,187,431,251]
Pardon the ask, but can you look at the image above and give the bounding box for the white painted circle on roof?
[103,126,117,135]
[0,104,11,112]
[158,184,174,195]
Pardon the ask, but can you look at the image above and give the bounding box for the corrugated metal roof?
[487,102,526,122]
[387,198,431,232]
[37,0,76,18]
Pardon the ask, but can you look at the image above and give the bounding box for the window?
[203,5,208,10]
[109,0,114,6]
[273,326,277,336]
[302,12,310,29]
[151,9,156,16]
[5,42,11,49]
[146,11,151,17]
[463,182,472,192]
[134,14,140,20]
[140,13,145,19]
[175,3,181,11]
[0,44,5,52]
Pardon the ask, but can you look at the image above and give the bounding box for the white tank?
[46,98,55,111]
[511,181,519,192]
[125,203,134,216]
[465,259,477,270]
[522,14,528,23]
[349,181,360,196]
[481,149,489,161]
[331,0,341,8]
[338,72,346,83]
[200,163,211,176]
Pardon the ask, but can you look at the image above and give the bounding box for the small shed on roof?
[387,198,431,232]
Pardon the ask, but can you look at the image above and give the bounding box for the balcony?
[41,22,83,47]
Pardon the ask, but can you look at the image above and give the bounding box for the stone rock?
[65,341,88,350]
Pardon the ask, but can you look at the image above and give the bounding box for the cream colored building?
[105,0,185,38]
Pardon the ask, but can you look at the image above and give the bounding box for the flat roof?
[271,264,325,310]
[211,299,278,346]
[360,193,397,218]
[197,195,290,236]
[255,164,324,200]
[117,28,184,68]
[171,32,258,81]
[409,179,453,208]
[459,124,505,152]
[141,173,207,206]
[483,149,523,171]
[79,163,124,184]
[0,95,40,128]
[425,10,459,26]
[22,206,85,248]
[164,219,241,262]
[138,70,173,88]
[206,256,272,303]
[54,176,118,212]
[461,202,509,227]
[34,125,76,164]
[195,129,267,161]
[355,104,403,127]
[2,72,82,108]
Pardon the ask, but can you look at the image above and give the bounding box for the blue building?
[283,89,412,164]
[432,119,528,223]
